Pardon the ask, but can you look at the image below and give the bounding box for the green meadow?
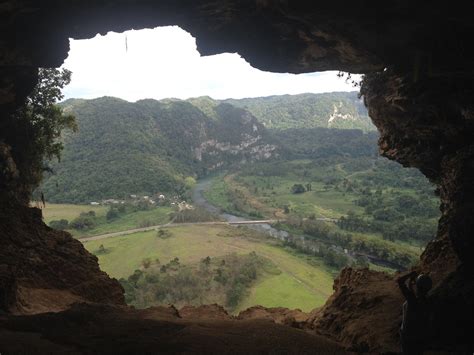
[41,203,172,237]
[82,224,334,312]
[40,203,107,223]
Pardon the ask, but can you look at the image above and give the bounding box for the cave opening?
[30,25,441,315]
[1,2,473,353]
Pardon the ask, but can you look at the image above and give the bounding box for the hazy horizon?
[61,90,361,104]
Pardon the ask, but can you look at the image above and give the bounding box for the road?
[80,220,288,242]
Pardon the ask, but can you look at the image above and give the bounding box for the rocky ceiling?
[0,1,473,353]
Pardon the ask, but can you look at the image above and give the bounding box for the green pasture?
[82,225,334,312]
[40,203,107,223]
[72,207,172,237]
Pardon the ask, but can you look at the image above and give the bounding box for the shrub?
[156,229,173,239]
[291,184,306,194]
[70,215,96,230]
[106,208,119,221]
[142,258,152,269]
[95,244,108,255]
[49,219,69,230]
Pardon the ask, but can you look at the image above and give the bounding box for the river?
[192,178,405,271]
[192,178,290,240]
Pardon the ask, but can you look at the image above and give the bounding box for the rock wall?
[304,69,474,352]
[0,204,125,314]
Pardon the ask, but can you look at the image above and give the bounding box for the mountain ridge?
[44,93,374,203]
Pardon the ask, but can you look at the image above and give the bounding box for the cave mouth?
[1,3,473,352]
[32,26,442,314]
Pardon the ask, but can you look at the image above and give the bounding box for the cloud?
[62,26,360,101]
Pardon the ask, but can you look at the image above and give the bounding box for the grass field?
[41,203,173,237]
[72,207,172,237]
[237,175,365,219]
[207,174,366,220]
[40,203,107,223]
[82,225,334,312]
[236,273,324,312]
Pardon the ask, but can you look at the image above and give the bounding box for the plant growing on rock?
[5,68,76,203]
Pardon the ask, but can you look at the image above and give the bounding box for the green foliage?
[206,136,439,271]
[106,207,120,221]
[48,219,69,230]
[41,98,266,203]
[274,127,378,160]
[225,92,374,131]
[120,252,271,310]
[184,176,197,189]
[4,68,76,202]
[171,208,220,223]
[84,224,335,311]
[69,214,96,230]
[64,204,172,238]
[156,229,173,239]
[41,93,372,203]
[291,184,306,194]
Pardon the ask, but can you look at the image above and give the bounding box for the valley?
[39,91,439,315]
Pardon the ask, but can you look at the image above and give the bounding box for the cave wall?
[1,1,473,352]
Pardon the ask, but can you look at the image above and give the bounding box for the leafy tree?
[184,176,197,189]
[7,68,76,202]
[69,215,96,230]
[49,219,69,230]
[291,184,306,194]
[106,208,119,221]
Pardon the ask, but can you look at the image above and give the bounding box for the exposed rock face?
[1,1,474,353]
[309,268,401,353]
[362,72,474,262]
[237,305,309,328]
[357,70,474,352]
[179,304,232,320]
[0,205,125,314]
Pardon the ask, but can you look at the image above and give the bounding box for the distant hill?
[42,93,375,203]
[42,97,276,203]
[223,92,374,131]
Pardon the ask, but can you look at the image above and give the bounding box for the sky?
[61,26,360,102]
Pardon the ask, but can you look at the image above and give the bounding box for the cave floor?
[0,303,345,354]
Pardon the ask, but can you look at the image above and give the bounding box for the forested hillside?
[42,97,274,203]
[41,93,375,203]
[224,92,374,131]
